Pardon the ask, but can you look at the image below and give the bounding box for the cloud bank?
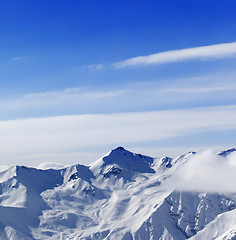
[1,105,236,165]
[165,150,236,192]
[112,42,236,68]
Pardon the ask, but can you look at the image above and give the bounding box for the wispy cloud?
[70,64,104,71]
[24,87,128,100]
[0,105,236,166]
[158,85,236,93]
[0,74,236,120]
[24,87,83,98]
[112,42,236,68]
[87,64,104,71]
[13,56,24,61]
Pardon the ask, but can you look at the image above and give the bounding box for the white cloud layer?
[36,162,67,170]
[0,105,236,166]
[165,150,236,192]
[112,42,236,68]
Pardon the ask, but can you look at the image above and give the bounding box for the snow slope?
[0,147,235,240]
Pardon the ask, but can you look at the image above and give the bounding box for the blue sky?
[1,0,236,166]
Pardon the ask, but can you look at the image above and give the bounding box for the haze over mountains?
[0,147,235,240]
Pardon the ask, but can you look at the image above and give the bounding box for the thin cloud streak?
[0,78,236,120]
[87,64,104,71]
[24,87,83,98]
[24,87,128,100]
[22,83,236,100]
[13,56,24,61]
[158,85,236,93]
[112,42,236,68]
[70,64,104,71]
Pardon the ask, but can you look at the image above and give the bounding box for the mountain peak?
[100,147,155,173]
[112,146,126,151]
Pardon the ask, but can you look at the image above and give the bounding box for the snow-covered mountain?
[0,147,235,240]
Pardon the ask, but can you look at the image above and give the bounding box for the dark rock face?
[219,148,236,157]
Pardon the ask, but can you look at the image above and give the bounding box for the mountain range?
[0,147,235,240]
